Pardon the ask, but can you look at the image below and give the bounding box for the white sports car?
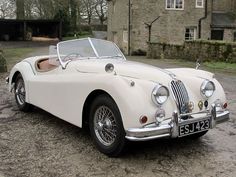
[6,38,229,156]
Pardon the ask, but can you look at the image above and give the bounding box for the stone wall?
[107,0,129,54]
[107,0,212,55]
[0,49,7,72]
[130,0,210,53]
[147,40,236,63]
[212,0,234,12]
[108,0,236,55]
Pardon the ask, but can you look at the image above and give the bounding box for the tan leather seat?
[37,59,58,72]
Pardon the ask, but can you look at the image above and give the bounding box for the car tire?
[89,94,126,157]
[14,74,32,112]
[187,131,208,139]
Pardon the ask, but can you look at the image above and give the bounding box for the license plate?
[179,119,210,137]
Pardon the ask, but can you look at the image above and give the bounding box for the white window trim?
[185,27,197,41]
[196,0,204,8]
[166,0,184,10]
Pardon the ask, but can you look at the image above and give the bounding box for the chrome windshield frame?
[57,38,126,69]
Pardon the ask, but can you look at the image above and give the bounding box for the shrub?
[0,50,7,72]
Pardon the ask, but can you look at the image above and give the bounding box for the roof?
[212,13,236,28]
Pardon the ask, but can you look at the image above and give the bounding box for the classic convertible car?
[6,38,229,156]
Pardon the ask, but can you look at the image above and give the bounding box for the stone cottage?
[107,0,236,55]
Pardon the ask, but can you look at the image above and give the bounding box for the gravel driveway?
[0,47,236,177]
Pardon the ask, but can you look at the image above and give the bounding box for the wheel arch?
[11,71,21,85]
[9,61,35,92]
[82,89,119,127]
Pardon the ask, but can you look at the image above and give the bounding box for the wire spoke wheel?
[15,78,26,105]
[14,74,32,112]
[89,95,126,156]
[94,106,117,146]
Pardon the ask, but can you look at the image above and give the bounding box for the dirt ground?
[0,46,236,177]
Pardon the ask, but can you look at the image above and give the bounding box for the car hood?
[73,59,214,84]
[74,59,174,84]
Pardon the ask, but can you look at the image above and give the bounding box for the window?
[234,32,236,41]
[211,30,224,40]
[196,0,204,8]
[185,28,196,41]
[166,0,184,10]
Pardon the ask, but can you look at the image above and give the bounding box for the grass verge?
[63,34,93,41]
[203,62,236,73]
[128,56,236,75]
[3,48,35,70]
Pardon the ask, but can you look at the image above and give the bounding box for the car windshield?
[56,38,125,67]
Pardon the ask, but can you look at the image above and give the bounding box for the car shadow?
[27,106,215,159]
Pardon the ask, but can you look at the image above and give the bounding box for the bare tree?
[0,0,15,19]
[80,0,95,24]
[16,0,25,19]
[71,0,79,31]
[79,0,108,25]
[29,0,56,19]
[94,0,107,25]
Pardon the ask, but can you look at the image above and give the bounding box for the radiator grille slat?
[171,80,189,114]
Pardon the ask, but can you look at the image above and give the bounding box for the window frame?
[196,0,204,8]
[166,0,184,10]
[123,31,128,43]
[185,27,197,41]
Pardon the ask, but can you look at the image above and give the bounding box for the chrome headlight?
[201,80,215,98]
[152,85,169,105]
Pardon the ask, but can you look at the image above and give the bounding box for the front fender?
[95,75,161,130]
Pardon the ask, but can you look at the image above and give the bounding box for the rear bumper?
[5,76,9,84]
[125,105,229,141]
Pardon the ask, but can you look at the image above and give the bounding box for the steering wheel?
[63,53,82,61]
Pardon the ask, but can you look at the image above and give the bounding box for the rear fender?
[9,61,35,102]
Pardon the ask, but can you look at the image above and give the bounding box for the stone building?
[107,0,236,55]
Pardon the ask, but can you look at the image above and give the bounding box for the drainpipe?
[198,0,208,38]
[128,0,131,55]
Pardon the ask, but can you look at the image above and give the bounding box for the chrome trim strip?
[126,133,170,141]
[171,110,179,138]
[179,109,209,117]
[23,61,36,75]
[170,80,189,114]
[88,37,99,58]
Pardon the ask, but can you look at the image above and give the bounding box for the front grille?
[171,80,189,115]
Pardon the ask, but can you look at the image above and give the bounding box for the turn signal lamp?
[140,116,148,124]
[223,103,228,109]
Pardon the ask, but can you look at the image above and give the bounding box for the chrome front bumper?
[125,105,230,141]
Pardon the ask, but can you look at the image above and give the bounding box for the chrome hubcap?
[15,79,26,105]
[94,106,117,146]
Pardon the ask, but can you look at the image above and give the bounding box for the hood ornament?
[196,59,201,70]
